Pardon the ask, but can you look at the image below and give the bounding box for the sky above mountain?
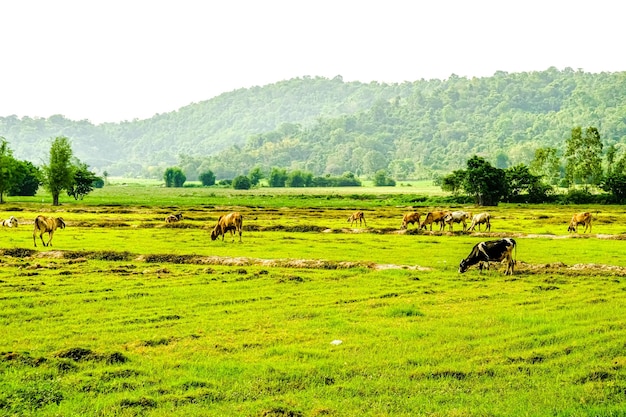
[1,0,623,124]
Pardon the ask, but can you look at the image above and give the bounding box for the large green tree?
[530,147,561,186]
[43,136,75,206]
[0,138,18,203]
[8,160,41,197]
[565,126,603,189]
[463,156,508,206]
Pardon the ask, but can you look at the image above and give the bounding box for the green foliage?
[248,166,264,186]
[3,69,626,180]
[373,169,396,186]
[198,170,216,186]
[530,147,561,186]
[92,177,105,189]
[0,137,18,203]
[440,170,465,195]
[505,164,549,202]
[286,170,313,187]
[463,156,508,206]
[565,126,603,188]
[163,167,186,187]
[602,172,626,202]
[232,175,251,190]
[268,167,288,187]
[67,161,101,200]
[310,172,362,187]
[8,159,41,197]
[43,136,75,206]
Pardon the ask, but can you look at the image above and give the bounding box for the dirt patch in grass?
[517,261,626,276]
[54,347,128,364]
[1,248,37,258]
[1,351,47,366]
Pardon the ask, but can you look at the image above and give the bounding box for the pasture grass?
[1,188,626,416]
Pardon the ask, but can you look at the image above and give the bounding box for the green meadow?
[2,184,626,416]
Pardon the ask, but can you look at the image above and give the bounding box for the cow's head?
[567,223,576,233]
[458,259,470,273]
[210,228,219,241]
[57,218,66,229]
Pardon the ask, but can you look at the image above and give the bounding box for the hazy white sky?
[1,0,624,124]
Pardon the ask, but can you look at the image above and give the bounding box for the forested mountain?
[2,68,625,180]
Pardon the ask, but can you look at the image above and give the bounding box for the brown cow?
[33,215,66,247]
[401,212,421,230]
[420,210,451,231]
[467,212,491,232]
[1,216,18,228]
[165,213,183,223]
[347,211,367,227]
[211,212,243,242]
[568,212,592,233]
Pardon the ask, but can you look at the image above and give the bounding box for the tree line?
[0,136,102,205]
[439,126,626,205]
[2,69,626,181]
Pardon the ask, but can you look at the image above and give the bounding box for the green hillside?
[1,68,625,180]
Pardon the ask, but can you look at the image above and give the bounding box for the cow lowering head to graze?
[210,212,243,242]
[400,212,421,230]
[443,211,471,232]
[165,213,183,223]
[347,211,366,227]
[33,215,66,247]
[467,212,491,232]
[420,210,450,231]
[459,238,516,275]
[1,216,18,228]
[567,212,592,233]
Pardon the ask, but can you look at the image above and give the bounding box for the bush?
[373,170,396,186]
[164,167,186,187]
[199,170,216,186]
[232,175,251,190]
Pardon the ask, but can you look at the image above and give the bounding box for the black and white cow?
[458,238,516,275]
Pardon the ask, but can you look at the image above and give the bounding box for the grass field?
[1,184,626,416]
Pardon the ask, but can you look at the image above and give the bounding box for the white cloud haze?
[1,0,623,123]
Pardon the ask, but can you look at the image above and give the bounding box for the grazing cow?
[467,212,491,232]
[1,216,18,227]
[443,211,472,232]
[459,238,516,275]
[165,213,183,223]
[567,212,592,233]
[420,210,451,231]
[347,211,367,227]
[401,212,421,230]
[210,212,243,242]
[33,215,66,247]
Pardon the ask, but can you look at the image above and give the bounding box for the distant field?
[1,186,626,416]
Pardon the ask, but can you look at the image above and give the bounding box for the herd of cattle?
[0,209,594,276]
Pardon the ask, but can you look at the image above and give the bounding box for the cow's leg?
[238,227,242,242]
[46,231,54,247]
